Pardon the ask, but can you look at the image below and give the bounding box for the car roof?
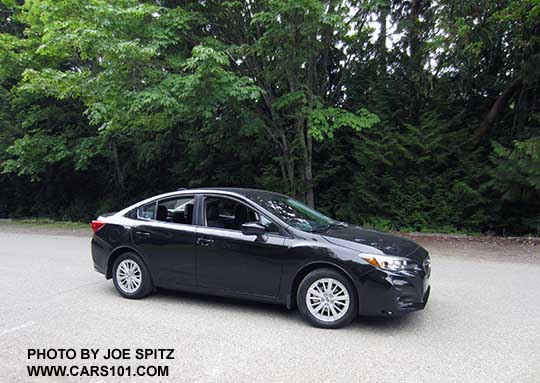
[116,187,288,216]
[192,187,286,199]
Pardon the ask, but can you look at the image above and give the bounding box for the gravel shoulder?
[399,232,540,264]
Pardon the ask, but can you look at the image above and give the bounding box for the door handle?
[135,231,151,239]
[197,238,214,247]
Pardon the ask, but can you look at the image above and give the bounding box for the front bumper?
[358,265,430,317]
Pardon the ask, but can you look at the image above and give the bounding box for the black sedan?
[91,188,430,328]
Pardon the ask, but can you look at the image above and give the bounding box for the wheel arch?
[286,261,359,309]
[106,246,147,279]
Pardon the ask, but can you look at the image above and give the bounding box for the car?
[91,188,431,329]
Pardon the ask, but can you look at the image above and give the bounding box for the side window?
[205,196,259,231]
[204,196,282,235]
[137,202,157,220]
[137,196,195,225]
[260,215,280,235]
[157,196,195,224]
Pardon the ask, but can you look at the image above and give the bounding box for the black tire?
[297,268,358,329]
[112,252,153,299]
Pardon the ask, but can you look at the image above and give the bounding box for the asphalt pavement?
[1,230,539,382]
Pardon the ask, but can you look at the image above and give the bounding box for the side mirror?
[241,222,266,237]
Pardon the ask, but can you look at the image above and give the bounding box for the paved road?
[1,231,539,382]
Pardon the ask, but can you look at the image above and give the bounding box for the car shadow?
[145,286,292,318]
[137,289,419,332]
[354,313,419,331]
[101,283,424,331]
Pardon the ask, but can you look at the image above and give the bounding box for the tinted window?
[260,215,281,234]
[137,196,195,225]
[204,196,280,234]
[137,202,157,220]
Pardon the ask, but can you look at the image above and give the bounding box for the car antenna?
[177,188,187,191]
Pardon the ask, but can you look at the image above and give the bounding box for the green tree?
[198,0,379,206]
[0,0,539,234]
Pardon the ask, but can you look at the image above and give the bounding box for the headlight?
[361,254,414,271]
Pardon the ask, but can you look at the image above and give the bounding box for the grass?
[1,218,90,230]
[362,219,482,236]
[0,218,535,238]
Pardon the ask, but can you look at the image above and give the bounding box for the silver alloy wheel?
[305,278,350,322]
[116,259,142,294]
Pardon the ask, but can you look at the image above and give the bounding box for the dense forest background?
[1,0,539,235]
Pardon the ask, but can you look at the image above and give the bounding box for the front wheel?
[297,268,358,329]
[112,252,153,299]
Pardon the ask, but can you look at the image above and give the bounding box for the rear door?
[132,195,200,290]
[195,194,287,298]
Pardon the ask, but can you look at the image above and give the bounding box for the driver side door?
[195,195,287,299]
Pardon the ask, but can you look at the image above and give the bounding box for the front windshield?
[248,194,336,232]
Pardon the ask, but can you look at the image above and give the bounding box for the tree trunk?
[408,0,423,123]
[296,117,315,207]
[110,140,126,191]
[279,132,295,195]
[305,131,314,207]
[377,4,389,74]
[476,76,523,139]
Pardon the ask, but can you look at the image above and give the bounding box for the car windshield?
[248,194,336,232]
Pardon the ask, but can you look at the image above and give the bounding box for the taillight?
[91,220,106,233]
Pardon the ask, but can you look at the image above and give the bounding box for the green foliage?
[0,0,538,234]
[490,139,540,200]
[308,105,380,142]
[2,131,70,180]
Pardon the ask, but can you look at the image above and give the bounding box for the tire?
[297,268,358,329]
[112,252,153,299]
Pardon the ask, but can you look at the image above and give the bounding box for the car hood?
[322,225,421,259]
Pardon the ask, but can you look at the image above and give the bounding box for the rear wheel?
[112,252,153,299]
[297,268,358,329]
